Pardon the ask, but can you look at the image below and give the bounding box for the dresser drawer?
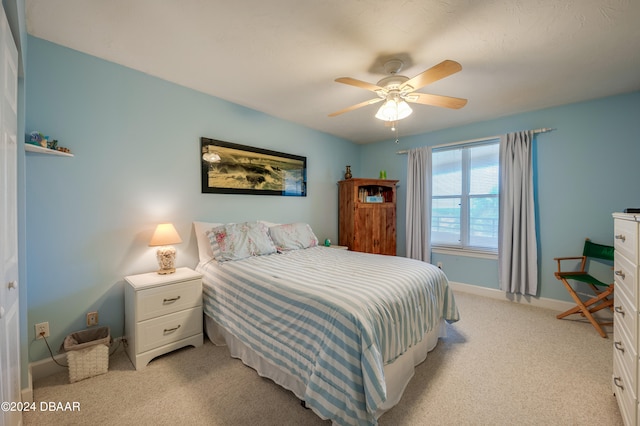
[615,251,638,306]
[136,279,202,321]
[614,321,637,391]
[615,218,639,264]
[614,287,637,345]
[136,306,202,353]
[614,348,637,426]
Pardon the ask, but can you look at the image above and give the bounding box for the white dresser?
[124,267,203,370]
[612,213,640,425]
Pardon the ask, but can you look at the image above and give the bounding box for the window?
[431,140,499,251]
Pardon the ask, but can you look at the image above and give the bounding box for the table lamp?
[149,223,183,274]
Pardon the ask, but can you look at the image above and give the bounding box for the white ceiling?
[25,0,640,144]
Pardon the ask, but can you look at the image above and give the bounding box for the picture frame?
[200,137,307,196]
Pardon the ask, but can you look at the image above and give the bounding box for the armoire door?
[354,206,377,253]
[0,4,21,426]
[353,205,396,255]
[376,205,396,256]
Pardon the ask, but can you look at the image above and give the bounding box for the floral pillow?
[206,221,277,262]
[194,221,223,262]
[268,223,318,251]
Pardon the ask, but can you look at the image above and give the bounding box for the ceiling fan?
[329,59,467,124]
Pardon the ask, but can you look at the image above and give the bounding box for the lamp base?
[156,246,177,275]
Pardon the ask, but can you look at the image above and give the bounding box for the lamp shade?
[375,99,413,121]
[149,223,182,247]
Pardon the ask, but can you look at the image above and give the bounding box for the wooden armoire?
[338,178,398,255]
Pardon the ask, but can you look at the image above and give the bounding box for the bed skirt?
[204,313,446,422]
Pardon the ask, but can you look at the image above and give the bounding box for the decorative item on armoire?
[344,165,352,179]
[379,170,387,179]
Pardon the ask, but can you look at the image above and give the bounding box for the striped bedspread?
[199,246,459,426]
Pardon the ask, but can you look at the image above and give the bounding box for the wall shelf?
[25,143,73,157]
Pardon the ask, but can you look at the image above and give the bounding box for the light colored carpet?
[24,291,623,425]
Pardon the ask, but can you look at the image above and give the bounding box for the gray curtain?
[498,131,538,295]
[406,146,432,262]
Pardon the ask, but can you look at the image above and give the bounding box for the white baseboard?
[29,352,69,382]
[21,353,67,403]
[448,281,611,317]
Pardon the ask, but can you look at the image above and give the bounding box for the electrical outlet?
[35,322,49,339]
[86,311,99,326]
[437,262,443,269]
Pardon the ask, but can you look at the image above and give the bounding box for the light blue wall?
[24,36,360,362]
[358,91,640,301]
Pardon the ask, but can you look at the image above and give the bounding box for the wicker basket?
[63,326,110,383]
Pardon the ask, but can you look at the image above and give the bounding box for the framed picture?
[200,137,307,196]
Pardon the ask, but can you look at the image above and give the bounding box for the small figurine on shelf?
[28,131,46,147]
[344,165,352,179]
[28,131,71,154]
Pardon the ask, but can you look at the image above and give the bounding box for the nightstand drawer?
[136,307,202,353]
[137,279,202,321]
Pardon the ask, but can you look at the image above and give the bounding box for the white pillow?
[193,221,223,262]
[268,223,319,251]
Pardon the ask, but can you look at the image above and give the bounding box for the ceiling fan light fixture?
[375,99,413,122]
[329,59,465,121]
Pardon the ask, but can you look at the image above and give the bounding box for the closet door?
[0,4,20,426]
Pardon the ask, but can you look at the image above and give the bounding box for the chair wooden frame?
[554,239,614,338]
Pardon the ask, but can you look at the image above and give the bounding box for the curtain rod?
[395,127,556,154]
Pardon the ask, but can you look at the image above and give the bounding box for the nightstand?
[124,267,203,370]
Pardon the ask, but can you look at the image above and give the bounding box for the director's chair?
[554,239,614,338]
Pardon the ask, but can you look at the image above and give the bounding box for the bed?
[194,221,459,426]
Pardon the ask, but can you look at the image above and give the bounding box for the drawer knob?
[614,341,625,353]
[614,270,626,279]
[614,377,624,390]
[7,280,17,290]
[614,306,625,316]
[163,296,181,304]
[163,325,181,334]
[615,234,626,242]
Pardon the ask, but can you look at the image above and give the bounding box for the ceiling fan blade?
[335,77,384,93]
[400,60,462,92]
[406,93,468,109]
[328,98,384,117]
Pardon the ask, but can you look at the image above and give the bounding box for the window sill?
[432,246,498,260]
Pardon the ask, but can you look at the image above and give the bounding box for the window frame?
[430,138,500,255]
